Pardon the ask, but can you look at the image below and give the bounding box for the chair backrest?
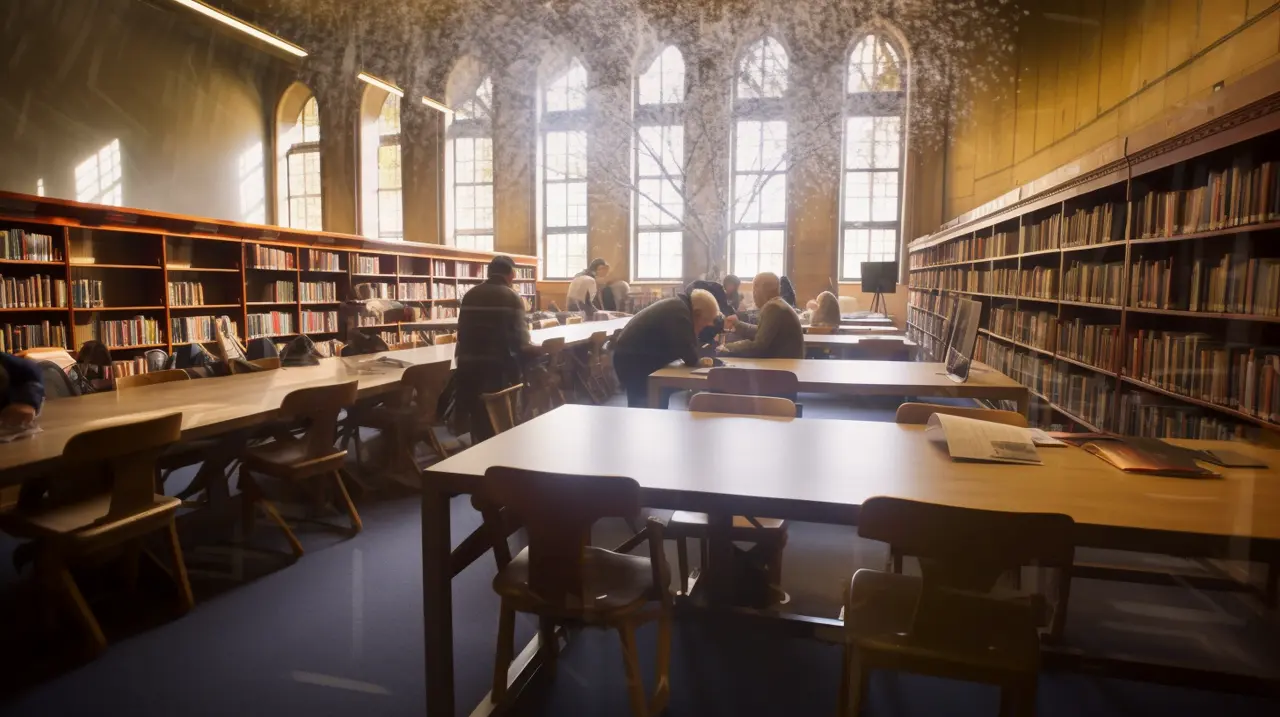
[480,466,640,605]
[536,318,560,329]
[36,360,80,399]
[806,326,837,335]
[116,369,191,391]
[894,402,1028,428]
[541,336,565,357]
[856,338,911,361]
[688,392,797,418]
[434,333,457,345]
[279,381,359,458]
[144,349,170,372]
[400,360,452,420]
[481,384,522,435]
[858,496,1075,593]
[587,331,607,357]
[706,367,799,400]
[566,316,584,325]
[250,356,282,371]
[62,412,183,521]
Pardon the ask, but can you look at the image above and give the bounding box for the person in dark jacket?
[455,256,537,442]
[0,353,44,425]
[723,274,742,313]
[721,272,804,359]
[613,289,720,407]
[779,276,799,309]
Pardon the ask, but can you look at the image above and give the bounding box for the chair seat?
[845,569,1041,676]
[668,511,787,538]
[0,493,180,544]
[494,546,666,617]
[242,437,347,479]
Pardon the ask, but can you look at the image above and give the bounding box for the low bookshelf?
[907,90,1280,441]
[0,191,538,373]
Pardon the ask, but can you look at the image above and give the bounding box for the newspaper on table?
[924,412,1042,465]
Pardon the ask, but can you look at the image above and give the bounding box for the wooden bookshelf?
[0,191,537,362]
[906,88,1280,440]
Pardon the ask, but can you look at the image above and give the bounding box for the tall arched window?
[633,45,685,281]
[374,95,403,240]
[841,34,905,281]
[281,96,323,231]
[539,57,589,280]
[450,77,494,251]
[730,37,788,278]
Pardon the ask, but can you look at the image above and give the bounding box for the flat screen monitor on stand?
[860,261,898,315]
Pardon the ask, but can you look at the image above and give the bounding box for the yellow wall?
[945,0,1280,220]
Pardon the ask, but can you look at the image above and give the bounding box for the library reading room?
[2,1,1280,715]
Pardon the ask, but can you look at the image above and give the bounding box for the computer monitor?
[860,261,898,294]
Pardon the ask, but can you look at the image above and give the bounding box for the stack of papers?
[924,413,1043,465]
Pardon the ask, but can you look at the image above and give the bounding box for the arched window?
[283,96,323,231]
[374,95,403,240]
[840,34,905,281]
[449,76,494,251]
[730,37,788,278]
[539,57,589,280]
[633,45,686,281]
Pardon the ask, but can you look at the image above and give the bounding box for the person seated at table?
[779,276,800,310]
[720,272,804,359]
[723,274,743,313]
[456,256,538,442]
[600,280,630,312]
[613,288,720,407]
[566,258,610,313]
[808,291,842,328]
[0,352,44,426]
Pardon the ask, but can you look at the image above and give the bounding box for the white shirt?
[566,274,598,307]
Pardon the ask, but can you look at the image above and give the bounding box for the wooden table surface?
[427,405,1280,544]
[840,315,895,326]
[647,359,1028,411]
[802,333,915,347]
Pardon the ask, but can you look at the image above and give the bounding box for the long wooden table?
[422,406,1280,714]
[803,333,917,359]
[647,359,1029,412]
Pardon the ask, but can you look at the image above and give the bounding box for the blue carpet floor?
[1,394,1278,715]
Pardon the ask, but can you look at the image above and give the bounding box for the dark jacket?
[0,353,45,411]
[722,297,805,358]
[456,277,532,395]
[613,295,701,380]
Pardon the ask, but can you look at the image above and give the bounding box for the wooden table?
[803,333,917,359]
[421,406,1280,714]
[840,315,895,327]
[646,359,1028,412]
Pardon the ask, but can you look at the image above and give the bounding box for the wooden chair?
[805,325,838,335]
[565,315,584,325]
[249,356,282,371]
[853,338,912,361]
[895,403,1029,428]
[839,497,1074,717]
[351,360,455,476]
[523,338,567,418]
[480,384,523,436]
[473,467,672,716]
[34,360,79,399]
[0,413,191,654]
[706,367,799,401]
[573,331,610,404]
[433,333,457,345]
[115,369,191,391]
[237,381,360,558]
[667,392,792,599]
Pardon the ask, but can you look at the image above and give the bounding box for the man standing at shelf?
[720,272,804,359]
[455,256,537,442]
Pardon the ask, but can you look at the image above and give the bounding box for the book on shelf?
[249,245,295,270]
[1017,266,1057,299]
[433,282,458,299]
[248,311,295,338]
[301,310,339,333]
[1133,159,1280,239]
[1021,214,1061,252]
[71,279,104,309]
[0,321,68,352]
[111,357,150,380]
[1118,389,1255,440]
[1185,254,1280,315]
[1064,202,1124,247]
[399,282,430,301]
[300,281,337,303]
[354,256,383,274]
[1064,260,1123,305]
[96,316,163,347]
[306,249,341,271]
[0,274,67,308]
[171,315,224,343]
[1125,329,1280,422]
[2,229,61,262]
[1127,258,1174,309]
[515,266,535,280]
[355,282,395,300]
[456,261,483,278]
[1056,320,1119,371]
[167,281,205,307]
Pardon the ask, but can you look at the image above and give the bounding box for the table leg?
[422,479,454,716]
[706,512,734,606]
[647,379,664,409]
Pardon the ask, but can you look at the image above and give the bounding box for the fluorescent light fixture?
[169,0,307,57]
[357,72,404,98]
[421,95,455,116]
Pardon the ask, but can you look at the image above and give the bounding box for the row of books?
[0,321,68,353]
[1022,214,1062,252]
[977,338,1114,428]
[515,281,536,296]
[249,245,295,270]
[1057,320,1120,371]
[248,312,295,338]
[515,266,535,280]
[97,316,163,347]
[1126,330,1280,422]
[171,315,224,343]
[71,278,105,309]
[357,282,395,299]
[1064,202,1124,247]
[300,310,339,333]
[400,282,431,301]
[1063,260,1124,305]
[305,249,341,272]
[300,281,338,303]
[257,280,295,303]
[907,290,958,317]
[1017,266,1057,299]
[111,358,150,380]
[434,282,460,299]
[313,339,340,357]
[907,305,948,340]
[0,274,66,308]
[989,306,1057,352]
[1188,255,1280,315]
[458,261,485,278]
[1117,391,1254,440]
[168,281,206,307]
[432,260,452,276]
[354,256,387,274]
[432,305,459,319]
[2,229,61,262]
[1132,159,1280,239]
[908,230,1019,268]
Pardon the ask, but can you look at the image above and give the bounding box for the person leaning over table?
[455,255,539,443]
[0,352,44,426]
[720,272,805,359]
[612,288,721,408]
[566,258,610,313]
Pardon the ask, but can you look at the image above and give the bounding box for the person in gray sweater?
[721,272,804,358]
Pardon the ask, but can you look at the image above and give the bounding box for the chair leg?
[352,426,365,474]
[426,426,450,460]
[165,521,195,612]
[616,621,648,717]
[837,645,866,717]
[676,538,690,595]
[539,617,559,678]
[492,602,515,703]
[259,497,305,558]
[332,471,363,535]
[45,555,107,655]
[653,607,672,714]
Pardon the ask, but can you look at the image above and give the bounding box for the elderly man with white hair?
[612,287,721,407]
[721,271,805,358]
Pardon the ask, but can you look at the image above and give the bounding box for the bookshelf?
[907,90,1280,440]
[0,191,538,365]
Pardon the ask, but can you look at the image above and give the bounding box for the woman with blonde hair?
[808,291,842,328]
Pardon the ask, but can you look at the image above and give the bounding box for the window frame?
[839,35,907,283]
[539,58,590,281]
[285,97,323,232]
[375,94,404,241]
[729,37,790,279]
[449,77,495,252]
[632,45,686,282]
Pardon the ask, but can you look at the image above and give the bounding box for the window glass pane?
[758,230,785,276]
[759,174,787,224]
[637,232,660,279]
[761,121,787,169]
[849,36,902,94]
[844,171,871,222]
[476,138,494,182]
[303,152,321,195]
[566,232,588,271]
[660,232,683,278]
[545,58,587,113]
[546,234,567,278]
[456,77,493,121]
[639,45,685,106]
[288,154,306,196]
[475,185,494,230]
[871,171,899,222]
[378,144,401,190]
[873,116,901,169]
[566,181,588,227]
[379,189,402,237]
[378,95,401,136]
[736,37,788,99]
[566,131,587,179]
[300,97,320,143]
[735,121,762,171]
[545,183,568,227]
